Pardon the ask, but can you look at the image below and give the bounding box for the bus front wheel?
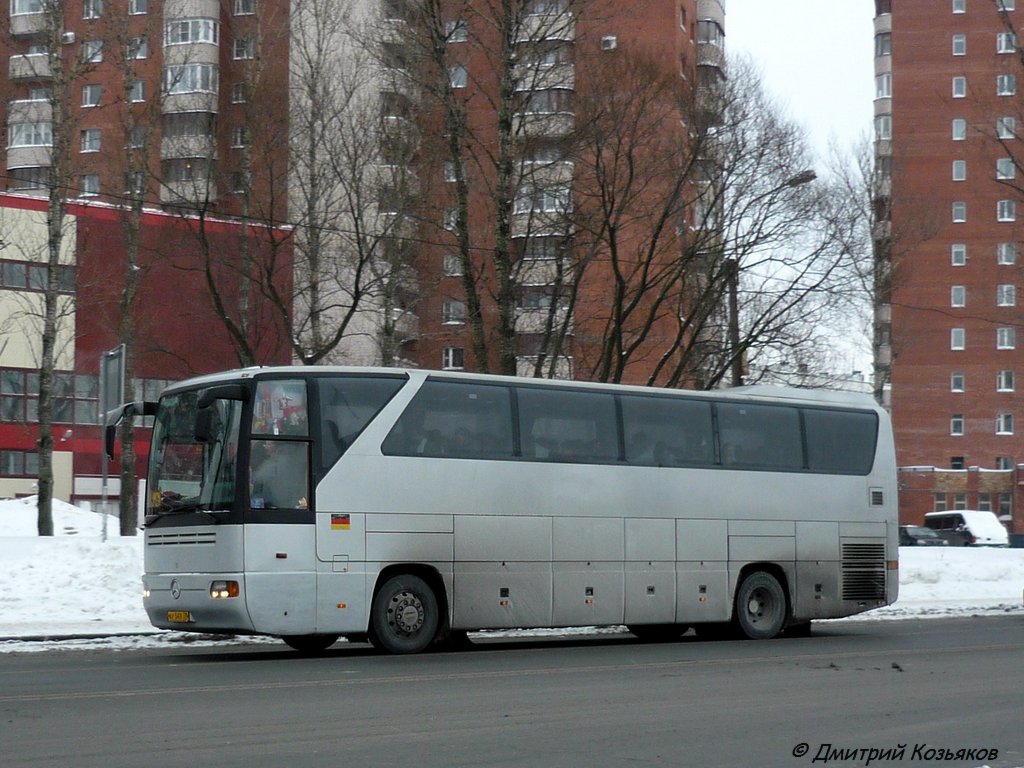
[735,571,787,640]
[369,573,440,654]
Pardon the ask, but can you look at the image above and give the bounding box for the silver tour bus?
[108,367,898,653]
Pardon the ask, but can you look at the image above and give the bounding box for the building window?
[231,83,247,103]
[997,157,1016,179]
[998,242,1017,264]
[83,0,102,19]
[999,493,1012,517]
[129,0,147,14]
[444,160,465,183]
[127,37,149,59]
[996,457,1014,470]
[164,63,219,95]
[443,254,463,276]
[951,456,965,470]
[934,493,948,512]
[979,492,993,511]
[952,159,966,180]
[7,167,50,190]
[80,174,100,196]
[515,184,571,215]
[998,116,1016,139]
[951,285,966,307]
[998,32,1017,53]
[998,199,1017,221]
[951,413,965,435]
[10,122,53,147]
[235,0,255,13]
[952,118,967,140]
[442,300,466,324]
[997,413,1014,434]
[127,126,145,149]
[442,347,465,370]
[446,19,468,42]
[0,450,39,477]
[449,65,468,88]
[875,114,892,140]
[952,34,966,55]
[233,37,255,60]
[998,370,1015,391]
[164,19,220,45]
[951,243,967,265]
[875,32,892,56]
[82,40,103,63]
[953,0,966,11]
[997,284,1016,306]
[230,126,248,147]
[128,79,144,102]
[998,74,1016,95]
[951,371,965,391]
[875,73,892,98]
[443,208,458,231]
[951,327,966,349]
[80,128,101,153]
[11,0,43,14]
[82,83,101,107]
[953,492,968,510]
[952,76,967,97]
[998,327,1016,348]
[230,170,250,193]
[998,0,1016,9]
[952,201,967,222]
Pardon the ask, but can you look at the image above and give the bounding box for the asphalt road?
[1,617,1021,768]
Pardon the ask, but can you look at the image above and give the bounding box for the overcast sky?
[725,1,876,162]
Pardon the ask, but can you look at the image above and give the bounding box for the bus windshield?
[146,390,243,520]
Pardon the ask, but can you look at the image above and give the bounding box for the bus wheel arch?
[368,565,447,654]
[733,564,790,640]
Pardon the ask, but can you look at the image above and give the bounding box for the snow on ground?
[1,497,1022,654]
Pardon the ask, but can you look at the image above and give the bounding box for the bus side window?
[317,376,405,468]
[250,439,309,509]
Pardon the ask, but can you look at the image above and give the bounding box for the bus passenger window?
[517,387,618,463]
[318,376,405,468]
[252,380,308,436]
[250,439,309,509]
[620,395,714,467]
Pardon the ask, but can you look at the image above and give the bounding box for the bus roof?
[156,366,880,411]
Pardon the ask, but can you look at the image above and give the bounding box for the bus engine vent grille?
[841,542,886,601]
[147,531,217,547]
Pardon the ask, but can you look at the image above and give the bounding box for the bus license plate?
[166,611,193,623]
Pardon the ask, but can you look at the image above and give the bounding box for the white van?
[923,510,1009,547]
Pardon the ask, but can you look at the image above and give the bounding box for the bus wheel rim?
[389,590,425,635]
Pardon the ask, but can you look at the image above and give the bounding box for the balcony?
[516,11,575,43]
[160,135,217,161]
[9,53,51,80]
[514,62,575,92]
[512,111,574,139]
[10,12,45,36]
[163,91,218,115]
[515,305,570,334]
[160,179,217,205]
[165,0,219,19]
[515,355,573,379]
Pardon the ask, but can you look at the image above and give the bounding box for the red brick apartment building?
[875,0,1024,533]
[397,0,722,384]
[0,1,292,507]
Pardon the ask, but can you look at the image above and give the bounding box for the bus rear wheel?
[735,571,787,640]
[282,634,339,653]
[369,574,440,654]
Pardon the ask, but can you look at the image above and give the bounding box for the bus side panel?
[676,564,730,623]
[675,520,730,623]
[624,518,676,624]
[794,522,841,619]
[452,561,553,629]
[243,524,317,635]
[551,517,624,626]
[452,515,553,629]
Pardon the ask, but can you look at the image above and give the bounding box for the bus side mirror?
[104,401,158,459]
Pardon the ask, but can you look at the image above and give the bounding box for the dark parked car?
[899,525,948,546]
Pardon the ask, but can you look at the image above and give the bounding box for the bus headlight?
[210,580,239,599]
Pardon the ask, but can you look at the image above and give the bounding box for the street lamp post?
[727,169,817,387]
